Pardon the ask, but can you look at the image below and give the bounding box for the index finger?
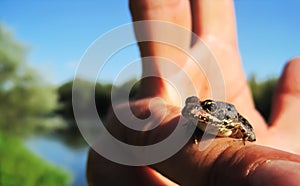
[109,99,300,186]
[151,132,300,185]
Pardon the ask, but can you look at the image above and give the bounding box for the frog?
[181,96,256,143]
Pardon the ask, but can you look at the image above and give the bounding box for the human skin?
[87,0,300,185]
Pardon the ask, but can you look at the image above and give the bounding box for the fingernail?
[249,160,300,186]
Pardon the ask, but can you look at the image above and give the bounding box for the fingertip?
[276,57,300,94]
[248,160,300,186]
[211,144,300,186]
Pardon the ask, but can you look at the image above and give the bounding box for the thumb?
[269,57,300,125]
[266,57,300,152]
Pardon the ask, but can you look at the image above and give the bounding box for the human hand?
[87,0,300,185]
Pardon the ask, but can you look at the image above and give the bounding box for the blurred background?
[0,1,299,186]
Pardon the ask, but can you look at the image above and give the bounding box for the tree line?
[56,76,277,127]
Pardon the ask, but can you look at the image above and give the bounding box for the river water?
[25,135,88,186]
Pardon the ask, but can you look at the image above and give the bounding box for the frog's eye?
[202,100,217,112]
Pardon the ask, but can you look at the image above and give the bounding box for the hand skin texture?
[86,0,300,185]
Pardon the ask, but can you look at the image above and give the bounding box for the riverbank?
[25,134,88,186]
[0,132,72,186]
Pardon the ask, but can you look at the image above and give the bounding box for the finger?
[87,149,178,185]
[129,0,192,99]
[267,57,300,152]
[152,139,300,186]
[190,0,245,94]
[190,0,256,123]
[130,0,191,58]
[269,57,300,124]
[113,99,300,185]
[191,0,237,46]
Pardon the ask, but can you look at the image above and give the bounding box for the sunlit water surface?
[26,135,88,186]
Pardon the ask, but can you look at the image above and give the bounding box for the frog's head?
[200,99,238,120]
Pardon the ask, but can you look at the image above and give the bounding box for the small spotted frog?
[181,96,256,143]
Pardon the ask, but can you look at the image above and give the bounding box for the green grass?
[0,132,72,186]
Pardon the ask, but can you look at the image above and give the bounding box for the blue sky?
[0,0,299,85]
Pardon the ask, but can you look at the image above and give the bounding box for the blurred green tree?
[56,78,140,126]
[0,24,57,134]
[248,75,278,123]
[57,79,112,123]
